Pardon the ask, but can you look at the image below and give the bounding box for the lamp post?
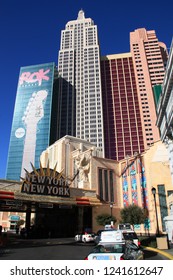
[151,187,160,236]
[110,203,113,219]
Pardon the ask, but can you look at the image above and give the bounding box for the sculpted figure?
[75,154,90,182]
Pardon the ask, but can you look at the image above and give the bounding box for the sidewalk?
[2,232,75,248]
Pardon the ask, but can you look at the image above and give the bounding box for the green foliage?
[96,213,117,226]
[139,236,157,248]
[120,204,146,228]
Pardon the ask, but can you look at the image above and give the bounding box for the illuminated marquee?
[21,167,70,198]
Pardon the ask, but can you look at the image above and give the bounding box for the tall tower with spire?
[58,10,105,156]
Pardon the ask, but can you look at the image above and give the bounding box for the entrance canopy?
[0,179,102,212]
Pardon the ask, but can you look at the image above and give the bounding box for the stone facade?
[0,137,173,234]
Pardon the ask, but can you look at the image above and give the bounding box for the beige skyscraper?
[130,28,168,149]
[58,10,104,156]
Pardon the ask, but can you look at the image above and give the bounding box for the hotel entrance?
[29,204,92,238]
[0,178,101,236]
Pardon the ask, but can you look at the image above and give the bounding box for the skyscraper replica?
[6,11,168,179]
[2,10,173,237]
[130,29,168,149]
[101,53,145,161]
[58,10,105,156]
[101,28,168,160]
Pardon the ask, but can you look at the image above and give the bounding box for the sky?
[0,0,172,179]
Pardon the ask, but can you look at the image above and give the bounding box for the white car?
[85,230,125,260]
[75,232,96,243]
[117,224,140,247]
[85,230,144,260]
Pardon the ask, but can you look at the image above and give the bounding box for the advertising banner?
[6,63,55,181]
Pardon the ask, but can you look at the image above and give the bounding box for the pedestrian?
[16,226,19,234]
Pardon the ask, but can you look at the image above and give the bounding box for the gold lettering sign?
[21,164,70,197]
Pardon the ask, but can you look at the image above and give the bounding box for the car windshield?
[92,243,125,254]
[118,224,131,230]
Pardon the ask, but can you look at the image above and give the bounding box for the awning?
[0,190,14,200]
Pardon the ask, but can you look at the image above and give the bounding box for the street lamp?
[151,187,160,236]
[110,203,113,219]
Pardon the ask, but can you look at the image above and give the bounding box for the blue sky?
[0,0,172,179]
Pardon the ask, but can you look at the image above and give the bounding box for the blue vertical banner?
[137,157,150,230]
[6,63,55,181]
[130,160,138,205]
[138,157,148,209]
[122,162,129,206]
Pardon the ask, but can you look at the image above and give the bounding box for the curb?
[144,246,173,260]
[6,238,75,248]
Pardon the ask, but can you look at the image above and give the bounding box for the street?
[0,242,169,260]
[0,243,92,260]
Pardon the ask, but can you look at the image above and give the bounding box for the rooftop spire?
[77,9,85,20]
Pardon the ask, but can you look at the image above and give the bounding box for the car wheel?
[83,238,86,243]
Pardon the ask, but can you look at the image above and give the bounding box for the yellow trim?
[145,246,173,260]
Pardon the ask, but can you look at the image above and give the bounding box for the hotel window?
[98,168,114,202]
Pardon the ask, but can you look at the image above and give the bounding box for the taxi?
[85,230,144,260]
[117,224,140,247]
[85,230,125,260]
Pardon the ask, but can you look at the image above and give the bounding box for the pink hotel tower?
[101,28,168,161]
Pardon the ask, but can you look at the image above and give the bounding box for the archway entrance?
[29,204,92,238]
